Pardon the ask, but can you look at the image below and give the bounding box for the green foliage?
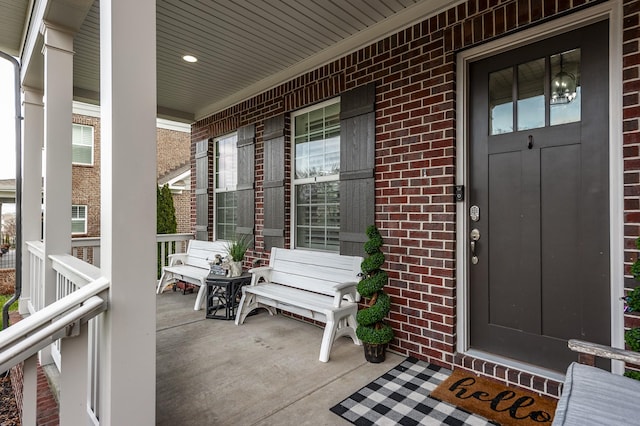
[226,235,251,261]
[356,321,394,345]
[623,238,640,356]
[357,292,391,325]
[624,370,640,381]
[156,184,177,277]
[356,225,393,345]
[624,287,640,313]
[357,271,388,298]
[363,225,383,254]
[360,252,385,276]
[625,327,640,352]
[157,184,177,234]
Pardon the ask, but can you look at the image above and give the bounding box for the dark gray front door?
[468,21,610,372]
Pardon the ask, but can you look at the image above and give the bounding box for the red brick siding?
[192,0,637,397]
[624,0,640,377]
[9,311,60,426]
[173,191,191,234]
[157,127,190,179]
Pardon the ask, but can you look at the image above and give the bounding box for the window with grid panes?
[215,133,238,241]
[71,205,87,235]
[72,124,94,165]
[292,99,340,251]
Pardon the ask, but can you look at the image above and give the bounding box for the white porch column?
[20,87,44,315]
[99,0,156,424]
[40,22,74,366]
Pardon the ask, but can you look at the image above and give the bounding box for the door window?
[489,68,513,135]
[488,49,581,134]
[517,58,545,131]
[550,49,581,125]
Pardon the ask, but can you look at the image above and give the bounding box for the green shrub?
[623,287,640,313]
[624,370,640,381]
[625,327,640,352]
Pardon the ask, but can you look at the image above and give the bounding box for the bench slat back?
[268,248,362,296]
[185,240,228,269]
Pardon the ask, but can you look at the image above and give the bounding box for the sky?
[0,57,16,181]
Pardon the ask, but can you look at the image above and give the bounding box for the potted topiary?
[225,235,251,277]
[356,225,394,363]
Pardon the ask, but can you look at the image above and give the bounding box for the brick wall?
[173,190,191,234]
[72,115,191,236]
[157,127,190,179]
[72,114,101,237]
[623,0,640,377]
[192,0,638,396]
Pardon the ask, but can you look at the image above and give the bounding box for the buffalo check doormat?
[330,357,497,425]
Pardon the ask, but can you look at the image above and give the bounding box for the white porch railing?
[9,233,194,425]
[0,273,109,425]
[25,241,45,314]
[71,237,101,267]
[50,254,102,386]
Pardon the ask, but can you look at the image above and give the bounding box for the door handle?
[470,229,480,264]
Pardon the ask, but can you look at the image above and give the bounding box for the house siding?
[72,114,102,237]
[192,0,640,396]
[72,114,192,236]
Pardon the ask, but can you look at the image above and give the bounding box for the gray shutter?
[195,139,211,241]
[262,115,286,250]
[340,83,376,256]
[236,124,255,247]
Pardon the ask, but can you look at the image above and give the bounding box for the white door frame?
[455,0,624,376]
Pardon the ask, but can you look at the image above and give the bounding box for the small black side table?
[205,272,251,320]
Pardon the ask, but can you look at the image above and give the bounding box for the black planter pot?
[363,342,387,363]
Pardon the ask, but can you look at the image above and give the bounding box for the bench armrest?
[167,253,188,266]
[569,339,640,366]
[332,281,359,308]
[248,266,273,285]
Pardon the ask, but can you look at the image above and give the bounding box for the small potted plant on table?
[225,235,251,278]
[356,225,394,363]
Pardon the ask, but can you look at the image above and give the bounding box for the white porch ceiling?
[1,0,459,123]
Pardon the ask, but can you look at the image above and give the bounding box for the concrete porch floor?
[156,289,404,426]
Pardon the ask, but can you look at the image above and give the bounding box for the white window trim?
[213,132,238,241]
[290,97,341,250]
[72,123,95,166]
[71,204,88,235]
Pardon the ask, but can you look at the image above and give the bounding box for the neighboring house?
[71,102,191,237]
[157,163,191,233]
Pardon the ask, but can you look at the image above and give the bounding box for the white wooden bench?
[552,339,640,425]
[156,239,228,311]
[234,247,363,362]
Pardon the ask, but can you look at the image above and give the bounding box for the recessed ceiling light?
[182,55,197,63]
